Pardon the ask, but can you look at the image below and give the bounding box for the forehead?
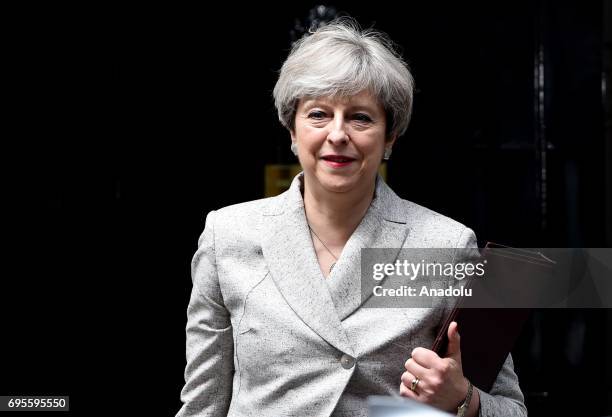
[299,90,383,111]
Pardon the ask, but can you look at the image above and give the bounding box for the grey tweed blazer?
[177,173,527,417]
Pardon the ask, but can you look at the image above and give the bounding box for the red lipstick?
[321,154,356,168]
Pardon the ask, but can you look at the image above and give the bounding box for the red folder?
[431,243,555,392]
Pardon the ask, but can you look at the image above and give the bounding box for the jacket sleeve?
[477,354,527,417]
[455,228,527,417]
[176,210,234,417]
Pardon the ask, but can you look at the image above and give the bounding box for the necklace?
[308,225,338,273]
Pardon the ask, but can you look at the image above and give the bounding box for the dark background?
[2,1,611,415]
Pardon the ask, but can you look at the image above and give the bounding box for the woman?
[177,19,526,417]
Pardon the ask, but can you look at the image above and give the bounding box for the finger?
[445,321,462,360]
[411,347,441,369]
[401,370,433,397]
[399,382,419,399]
[400,370,416,388]
[404,357,429,381]
[399,379,421,399]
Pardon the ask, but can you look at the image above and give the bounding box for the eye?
[307,110,327,120]
[352,113,373,123]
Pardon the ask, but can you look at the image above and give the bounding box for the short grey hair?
[273,18,414,140]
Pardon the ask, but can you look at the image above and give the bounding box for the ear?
[290,129,296,143]
[386,134,398,147]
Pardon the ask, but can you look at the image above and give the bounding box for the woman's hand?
[399,322,471,413]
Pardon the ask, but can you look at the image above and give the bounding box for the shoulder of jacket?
[204,193,286,236]
[398,198,471,242]
[212,195,277,219]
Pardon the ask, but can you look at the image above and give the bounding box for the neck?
[302,174,376,242]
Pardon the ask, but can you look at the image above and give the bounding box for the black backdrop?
[3,1,611,416]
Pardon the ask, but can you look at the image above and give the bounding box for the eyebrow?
[301,99,380,114]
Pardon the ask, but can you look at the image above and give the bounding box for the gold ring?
[410,377,420,392]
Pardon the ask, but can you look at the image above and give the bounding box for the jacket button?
[340,354,355,369]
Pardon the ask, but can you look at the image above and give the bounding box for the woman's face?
[291,90,393,196]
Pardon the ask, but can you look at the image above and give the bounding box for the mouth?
[321,155,356,162]
[321,154,356,168]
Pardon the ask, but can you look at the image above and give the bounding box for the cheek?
[359,137,386,160]
[296,128,325,150]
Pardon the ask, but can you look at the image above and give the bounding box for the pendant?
[329,262,336,272]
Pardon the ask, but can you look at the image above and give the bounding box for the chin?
[318,173,362,193]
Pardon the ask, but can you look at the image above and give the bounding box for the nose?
[326,114,349,145]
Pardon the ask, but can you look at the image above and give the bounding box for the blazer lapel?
[325,175,410,320]
[260,174,354,355]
